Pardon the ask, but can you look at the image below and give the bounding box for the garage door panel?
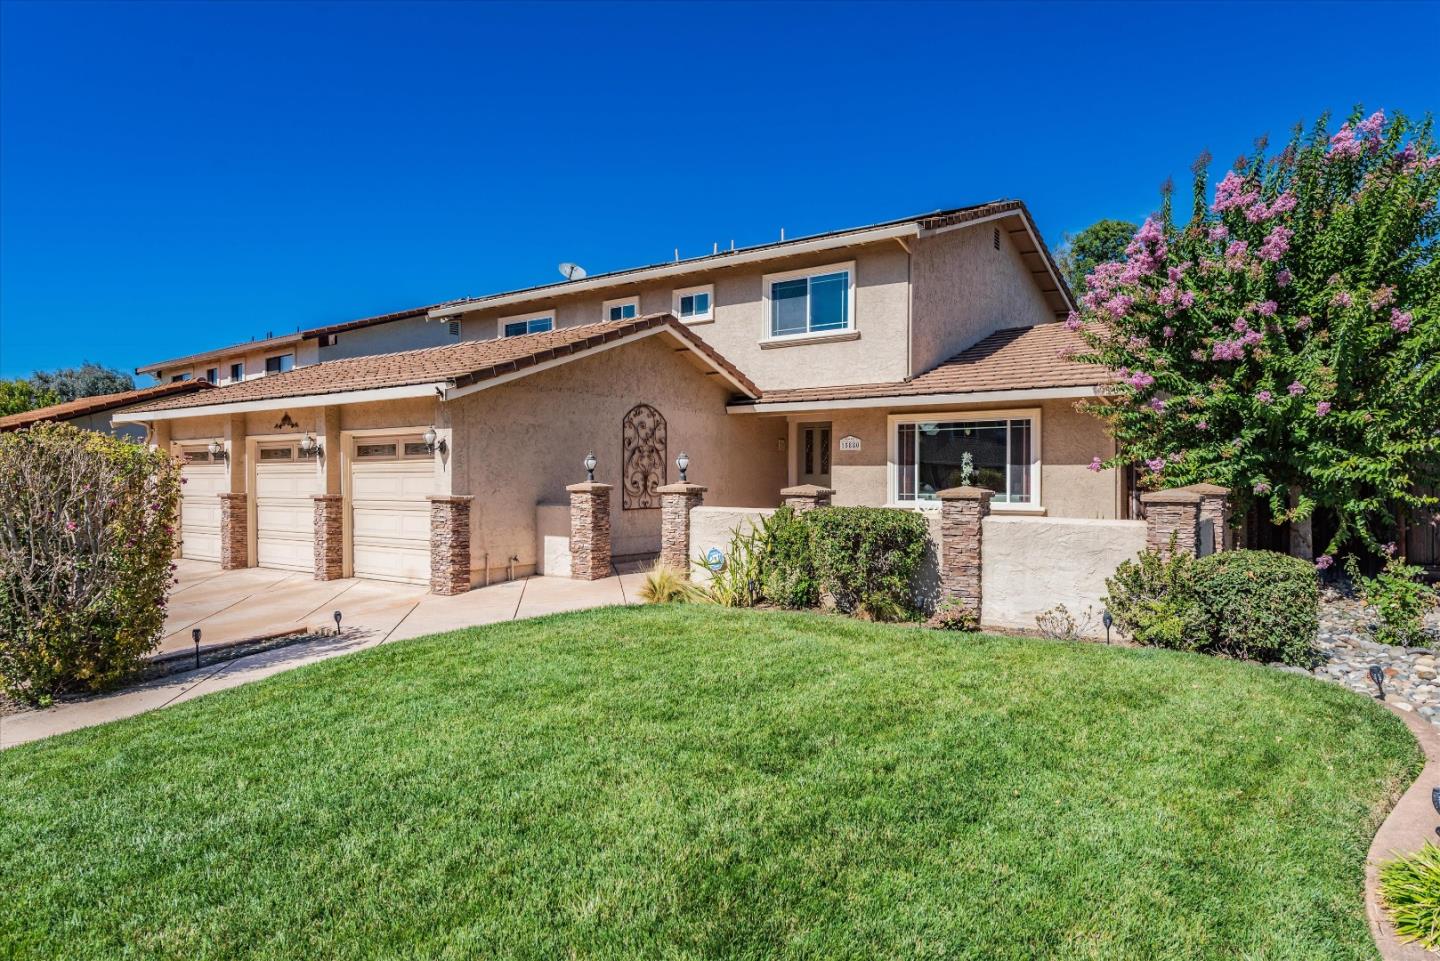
[254,453,321,573]
[180,460,225,562]
[352,506,429,542]
[350,472,436,501]
[351,544,431,584]
[256,502,313,535]
[350,446,436,585]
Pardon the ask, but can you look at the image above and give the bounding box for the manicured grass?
[0,606,1421,960]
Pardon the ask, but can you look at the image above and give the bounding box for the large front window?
[894,415,1037,506]
[764,262,853,339]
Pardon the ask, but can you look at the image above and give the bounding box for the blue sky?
[1,0,1435,380]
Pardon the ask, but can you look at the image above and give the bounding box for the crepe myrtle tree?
[1070,108,1439,562]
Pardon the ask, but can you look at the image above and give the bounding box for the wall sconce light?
[207,438,228,461]
[584,451,597,482]
[300,433,323,458]
[423,426,447,456]
[676,451,690,483]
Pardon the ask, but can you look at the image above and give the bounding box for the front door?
[798,424,832,488]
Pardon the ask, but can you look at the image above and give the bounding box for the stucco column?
[780,484,835,513]
[1183,483,1231,554]
[427,495,473,595]
[218,493,248,570]
[313,494,344,581]
[1141,488,1203,559]
[567,482,613,581]
[657,483,706,576]
[938,486,993,617]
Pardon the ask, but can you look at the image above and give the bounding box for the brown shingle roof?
[748,323,1110,407]
[124,314,758,415]
[0,380,215,431]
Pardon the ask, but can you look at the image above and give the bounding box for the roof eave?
[726,384,1101,414]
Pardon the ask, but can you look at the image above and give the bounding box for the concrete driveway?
[1,560,650,749]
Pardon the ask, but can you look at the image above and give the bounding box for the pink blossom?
[1253,481,1271,495]
[1276,269,1292,287]
[1391,309,1413,333]
[1196,420,1208,430]
[1213,171,1259,213]
[1296,316,1312,330]
[1233,317,1249,333]
[1287,381,1306,396]
[1383,541,1398,556]
[1190,349,1206,361]
[1257,226,1292,262]
[1357,109,1386,137]
[1162,325,1174,338]
[1328,124,1366,159]
[65,520,77,531]
[1208,225,1229,241]
[1371,286,1396,308]
[1127,371,1155,389]
[1331,290,1353,308]
[1225,240,1250,269]
[1242,329,1263,346]
[1179,291,1195,309]
[1167,266,1186,282]
[1088,456,1103,473]
[1168,451,1183,463]
[1145,457,1166,472]
[1315,401,1332,417]
[1256,300,1278,317]
[1256,390,1273,405]
[1212,339,1246,361]
[1064,311,1082,331]
[1148,397,1166,412]
[1104,294,1134,319]
[1315,555,1334,570]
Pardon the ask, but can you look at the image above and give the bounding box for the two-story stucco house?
[115,200,1122,591]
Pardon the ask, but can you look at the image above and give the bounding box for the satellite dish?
[558,262,587,281]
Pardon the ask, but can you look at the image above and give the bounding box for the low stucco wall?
[535,503,570,577]
[689,506,775,582]
[979,516,1146,636]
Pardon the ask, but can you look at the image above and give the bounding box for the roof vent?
[448,320,461,337]
[993,228,1001,250]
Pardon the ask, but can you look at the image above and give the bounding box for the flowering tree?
[1073,109,1439,563]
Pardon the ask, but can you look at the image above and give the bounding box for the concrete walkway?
[1366,702,1440,960]
[0,560,649,749]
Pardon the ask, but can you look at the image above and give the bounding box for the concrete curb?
[1368,702,1440,959]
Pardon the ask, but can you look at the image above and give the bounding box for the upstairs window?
[763,262,853,339]
[673,285,714,323]
[894,413,1038,507]
[265,353,294,375]
[604,297,639,322]
[205,367,218,383]
[500,313,554,338]
[170,373,191,382]
[229,362,244,382]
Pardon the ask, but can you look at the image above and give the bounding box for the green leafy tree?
[0,379,60,417]
[1056,218,1138,291]
[1072,108,1439,563]
[29,362,133,403]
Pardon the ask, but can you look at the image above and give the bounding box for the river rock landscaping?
[1284,584,1440,725]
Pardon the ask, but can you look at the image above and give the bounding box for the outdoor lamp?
[333,610,343,636]
[422,426,447,455]
[584,451,597,482]
[191,628,202,670]
[208,438,226,460]
[1369,664,1385,698]
[1102,610,1114,645]
[1431,786,1440,817]
[676,451,690,483]
[300,433,319,455]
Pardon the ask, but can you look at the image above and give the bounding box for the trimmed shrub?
[0,423,181,703]
[1106,548,1318,666]
[806,507,929,621]
[1190,550,1318,665]
[695,521,764,608]
[926,598,979,632]
[1380,842,1440,950]
[756,506,817,609]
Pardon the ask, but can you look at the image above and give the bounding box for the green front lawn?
[0,607,1420,960]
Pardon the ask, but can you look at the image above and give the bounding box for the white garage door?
[349,436,437,584]
[254,443,323,572]
[179,447,225,562]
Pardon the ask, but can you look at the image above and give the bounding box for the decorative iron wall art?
[622,403,667,509]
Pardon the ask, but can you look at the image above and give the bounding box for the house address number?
[838,435,862,452]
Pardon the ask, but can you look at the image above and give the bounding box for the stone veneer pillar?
[780,484,835,513]
[657,483,706,576]
[312,494,345,581]
[1141,488,1203,558]
[1184,483,1231,554]
[567,482,613,581]
[937,486,993,617]
[427,495,473,595]
[218,492,248,570]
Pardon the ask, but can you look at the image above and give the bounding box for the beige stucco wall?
[768,398,1119,518]
[688,506,776,583]
[449,241,913,392]
[446,332,787,582]
[321,315,459,360]
[980,516,1147,635]
[155,341,320,386]
[910,219,1058,377]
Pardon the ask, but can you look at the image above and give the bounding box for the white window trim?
[672,284,715,324]
[228,361,245,384]
[885,408,1043,512]
[497,311,556,338]
[760,260,856,344]
[602,296,640,323]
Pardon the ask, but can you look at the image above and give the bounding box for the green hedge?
[805,507,930,621]
[1105,548,1318,666]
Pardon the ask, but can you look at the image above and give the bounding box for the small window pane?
[809,272,849,332]
[183,450,210,463]
[504,321,527,337]
[771,278,808,336]
[528,318,553,333]
[898,424,916,500]
[1008,419,1032,502]
[679,294,695,316]
[205,368,218,383]
[298,446,319,460]
[229,363,243,381]
[356,443,396,458]
[259,447,293,461]
[403,442,430,457]
[694,292,710,314]
[608,303,636,321]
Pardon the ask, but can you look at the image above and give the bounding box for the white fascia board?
[112,383,447,423]
[427,224,921,319]
[726,384,1100,414]
[442,325,757,402]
